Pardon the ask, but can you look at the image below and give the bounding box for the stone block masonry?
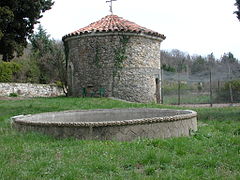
[0,83,64,97]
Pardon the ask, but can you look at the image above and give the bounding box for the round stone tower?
[63,15,166,103]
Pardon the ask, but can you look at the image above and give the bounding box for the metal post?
[229,82,233,103]
[210,70,213,107]
[106,0,117,14]
[228,63,234,103]
[178,79,180,105]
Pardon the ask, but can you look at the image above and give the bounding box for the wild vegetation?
[0,26,67,94]
[0,97,239,179]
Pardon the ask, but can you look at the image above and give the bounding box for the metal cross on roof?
[106,0,117,14]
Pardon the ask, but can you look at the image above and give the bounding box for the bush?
[216,79,240,102]
[0,62,21,82]
[225,80,240,92]
[9,93,18,97]
[14,58,41,83]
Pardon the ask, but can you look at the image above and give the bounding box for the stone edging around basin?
[11,108,197,127]
[12,108,198,141]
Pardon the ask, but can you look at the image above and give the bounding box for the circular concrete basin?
[12,108,197,141]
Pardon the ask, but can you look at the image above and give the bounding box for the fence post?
[178,80,180,105]
[228,63,234,103]
[210,70,213,107]
[229,82,233,103]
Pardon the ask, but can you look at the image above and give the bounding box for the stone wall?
[65,32,163,103]
[0,83,64,97]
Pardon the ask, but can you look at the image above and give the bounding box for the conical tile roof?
[63,15,166,39]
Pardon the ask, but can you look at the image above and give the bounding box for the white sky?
[39,0,240,59]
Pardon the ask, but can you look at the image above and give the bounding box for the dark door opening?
[155,78,161,104]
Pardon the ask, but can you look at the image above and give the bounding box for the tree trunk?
[2,54,9,62]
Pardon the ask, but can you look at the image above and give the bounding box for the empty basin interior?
[18,108,192,123]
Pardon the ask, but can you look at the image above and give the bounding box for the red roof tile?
[63,15,166,39]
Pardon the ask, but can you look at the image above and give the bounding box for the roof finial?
[106,0,117,14]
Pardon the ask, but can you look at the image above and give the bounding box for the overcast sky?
[39,0,240,59]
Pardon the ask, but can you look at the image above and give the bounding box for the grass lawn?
[163,94,211,104]
[0,97,240,179]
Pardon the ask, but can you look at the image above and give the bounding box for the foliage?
[0,61,21,82]
[30,25,54,83]
[161,50,240,77]
[235,0,240,21]
[224,79,240,91]
[216,79,240,102]
[93,45,101,68]
[30,25,53,57]
[9,92,18,97]
[0,25,67,89]
[51,41,67,95]
[29,26,67,90]
[0,0,54,61]
[161,49,189,73]
[14,57,41,83]
[161,64,175,72]
[113,35,130,77]
[221,52,238,64]
[191,55,207,74]
[0,97,240,179]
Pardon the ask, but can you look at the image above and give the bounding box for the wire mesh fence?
[161,63,240,105]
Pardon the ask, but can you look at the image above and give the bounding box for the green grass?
[0,97,240,179]
[163,94,211,104]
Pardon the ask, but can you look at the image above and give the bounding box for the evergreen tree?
[0,0,54,61]
[30,25,67,88]
[235,0,240,21]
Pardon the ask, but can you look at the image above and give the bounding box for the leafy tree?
[191,56,207,74]
[0,0,54,61]
[14,57,41,83]
[235,0,240,21]
[30,25,55,83]
[221,52,238,64]
[161,49,190,73]
[162,64,176,72]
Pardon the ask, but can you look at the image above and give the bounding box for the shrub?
[0,62,21,82]
[9,93,18,97]
[14,58,41,83]
[216,79,240,102]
